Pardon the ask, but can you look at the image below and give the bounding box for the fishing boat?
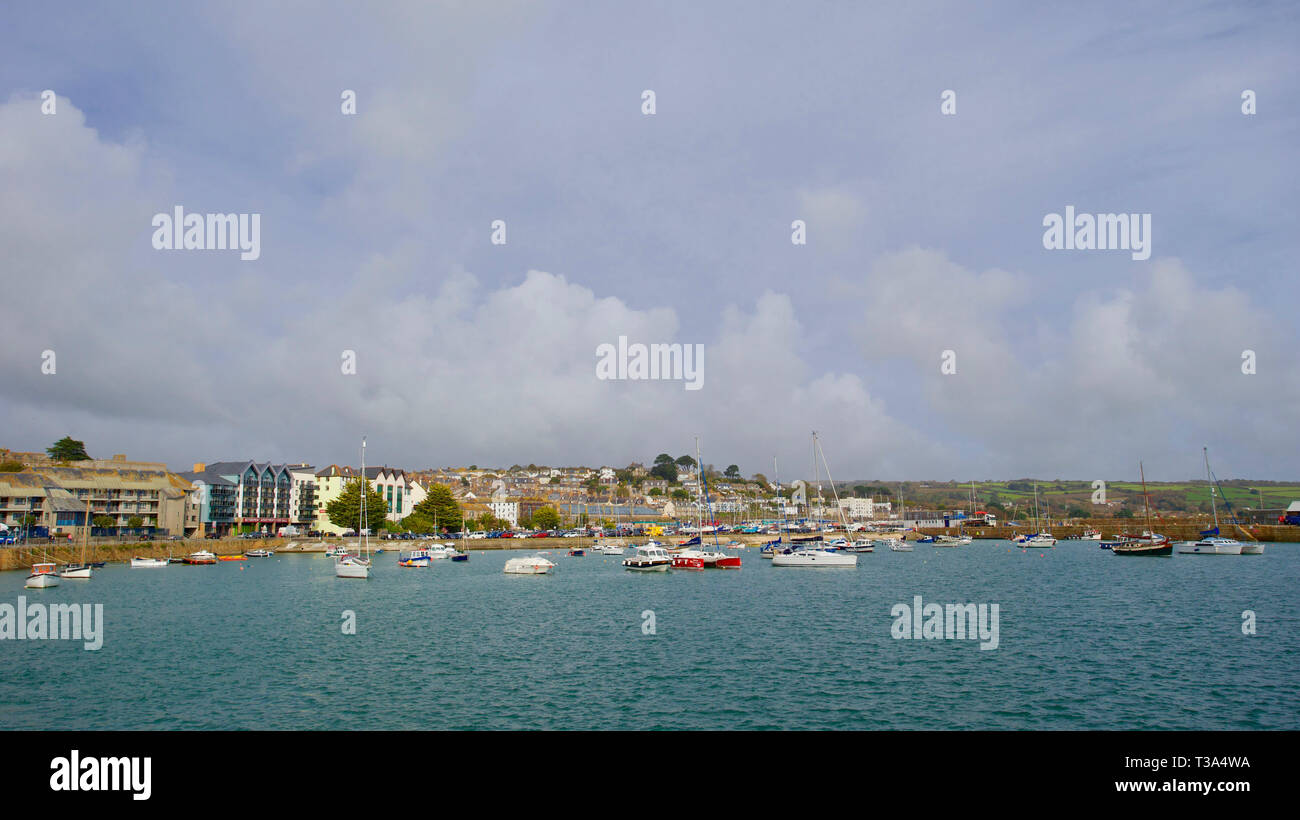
[130,556,168,568]
[59,498,94,579]
[1113,463,1171,556]
[915,535,936,544]
[245,548,272,558]
[504,553,556,574]
[1079,529,1102,541]
[1175,447,1255,556]
[597,543,625,556]
[26,562,61,588]
[622,544,671,572]
[335,437,373,579]
[568,548,585,557]
[932,534,963,547]
[846,537,875,553]
[183,550,218,564]
[397,550,430,568]
[887,538,913,552]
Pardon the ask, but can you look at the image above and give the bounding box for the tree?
[410,483,463,532]
[326,478,390,532]
[675,455,696,469]
[47,436,90,461]
[724,465,741,479]
[650,453,678,483]
[648,487,663,496]
[93,515,115,529]
[127,515,144,529]
[0,461,23,472]
[670,488,690,501]
[532,506,561,530]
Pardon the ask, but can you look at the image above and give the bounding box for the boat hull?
[1175,540,1243,555]
[1113,542,1172,556]
[131,557,168,568]
[1239,543,1265,555]
[58,565,92,579]
[335,558,372,578]
[25,573,60,588]
[622,561,670,571]
[772,550,857,568]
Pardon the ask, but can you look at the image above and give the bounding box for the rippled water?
[2,542,1296,729]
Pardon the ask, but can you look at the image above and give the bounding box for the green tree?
[724,464,740,479]
[410,484,463,532]
[675,455,696,469]
[650,453,678,483]
[326,477,390,532]
[648,487,663,496]
[670,488,690,501]
[127,515,144,528]
[47,436,90,461]
[532,506,560,530]
[93,515,115,529]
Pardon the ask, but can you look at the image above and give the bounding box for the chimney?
[193,463,206,472]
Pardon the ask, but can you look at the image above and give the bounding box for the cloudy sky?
[1,2,1296,481]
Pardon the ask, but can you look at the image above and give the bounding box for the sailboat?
[1176,448,1246,555]
[336,437,373,578]
[772,433,857,568]
[59,499,94,579]
[1112,463,1171,556]
[1020,483,1057,547]
[671,438,740,568]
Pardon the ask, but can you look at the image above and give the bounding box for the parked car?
[469,531,487,539]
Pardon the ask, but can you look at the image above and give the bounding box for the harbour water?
[2,542,1296,730]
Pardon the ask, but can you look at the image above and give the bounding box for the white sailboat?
[1176,448,1248,555]
[772,432,858,568]
[59,499,94,579]
[1020,482,1057,547]
[336,437,373,579]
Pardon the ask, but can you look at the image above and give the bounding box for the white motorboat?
[623,544,671,571]
[58,564,92,579]
[1239,542,1265,555]
[130,556,169,568]
[771,547,858,567]
[183,550,218,564]
[932,535,963,547]
[1022,534,1057,547]
[1176,536,1243,556]
[1079,529,1102,541]
[504,553,556,574]
[25,562,61,588]
[875,537,911,551]
[245,548,273,558]
[597,543,625,556]
[847,538,875,553]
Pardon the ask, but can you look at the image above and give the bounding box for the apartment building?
[0,463,193,536]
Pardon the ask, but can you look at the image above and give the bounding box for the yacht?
[335,436,373,579]
[1176,536,1243,556]
[1112,533,1172,556]
[25,562,61,588]
[1021,533,1058,548]
[771,547,858,567]
[130,556,169,568]
[1174,448,1253,556]
[623,544,671,572]
[504,553,556,574]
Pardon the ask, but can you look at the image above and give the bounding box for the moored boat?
[504,553,556,574]
[183,550,218,564]
[771,547,858,567]
[25,562,61,588]
[1175,536,1242,556]
[130,556,169,568]
[623,544,671,572]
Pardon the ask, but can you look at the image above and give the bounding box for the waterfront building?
[182,461,302,535]
[0,461,193,537]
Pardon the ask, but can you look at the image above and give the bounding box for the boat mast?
[360,436,368,560]
[1204,446,1219,531]
[816,434,851,532]
[1140,461,1153,535]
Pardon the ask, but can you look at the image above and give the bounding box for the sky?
[0,1,1297,482]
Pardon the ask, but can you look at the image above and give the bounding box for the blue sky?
[1,1,1297,481]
